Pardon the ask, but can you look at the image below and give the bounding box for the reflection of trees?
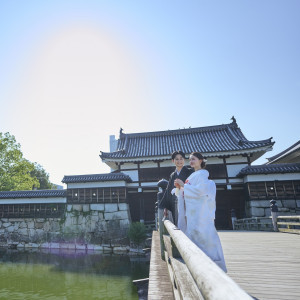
[0,249,149,299]
[0,248,149,278]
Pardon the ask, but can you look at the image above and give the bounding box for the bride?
[174,152,227,272]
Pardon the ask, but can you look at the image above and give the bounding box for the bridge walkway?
[219,231,300,300]
[148,230,300,300]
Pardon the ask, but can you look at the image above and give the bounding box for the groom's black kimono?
[158,166,193,226]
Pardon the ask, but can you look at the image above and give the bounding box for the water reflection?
[0,248,149,300]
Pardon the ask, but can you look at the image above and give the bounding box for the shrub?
[128,222,147,247]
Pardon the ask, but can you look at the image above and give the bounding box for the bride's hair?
[191,152,206,168]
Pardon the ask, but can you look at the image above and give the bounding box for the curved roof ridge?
[237,163,300,176]
[267,140,300,162]
[120,122,234,138]
[62,172,132,183]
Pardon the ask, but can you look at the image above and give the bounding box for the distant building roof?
[100,119,274,162]
[267,140,300,164]
[0,189,66,199]
[237,163,300,177]
[62,173,132,183]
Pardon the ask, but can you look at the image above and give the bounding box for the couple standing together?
[159,151,227,273]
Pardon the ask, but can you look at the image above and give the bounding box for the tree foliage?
[128,222,147,246]
[0,132,54,191]
[30,163,56,190]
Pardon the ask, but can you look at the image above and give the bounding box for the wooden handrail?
[277,216,300,234]
[164,220,252,300]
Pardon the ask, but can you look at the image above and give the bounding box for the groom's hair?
[171,151,186,160]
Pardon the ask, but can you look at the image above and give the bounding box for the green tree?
[30,163,56,190]
[128,222,147,247]
[0,132,40,191]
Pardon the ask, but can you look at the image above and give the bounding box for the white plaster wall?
[212,179,227,184]
[67,181,126,189]
[244,173,300,183]
[0,197,66,204]
[205,157,223,164]
[228,178,244,183]
[120,163,137,170]
[227,164,248,177]
[141,182,159,187]
[226,156,248,163]
[121,170,138,181]
[139,161,158,168]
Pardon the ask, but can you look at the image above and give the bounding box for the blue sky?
[0,0,299,185]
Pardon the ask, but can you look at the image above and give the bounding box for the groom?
[159,150,193,226]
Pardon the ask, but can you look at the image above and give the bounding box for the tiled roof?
[62,173,132,183]
[237,163,300,176]
[100,120,274,160]
[0,189,66,199]
[267,140,300,164]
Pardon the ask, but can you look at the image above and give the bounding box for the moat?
[0,248,149,299]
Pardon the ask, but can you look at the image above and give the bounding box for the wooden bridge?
[148,219,300,300]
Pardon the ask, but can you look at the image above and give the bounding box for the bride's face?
[189,155,202,169]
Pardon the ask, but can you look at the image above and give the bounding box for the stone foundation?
[247,199,300,217]
[0,203,132,250]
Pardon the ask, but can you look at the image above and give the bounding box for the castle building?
[99,118,274,228]
[2,119,299,234]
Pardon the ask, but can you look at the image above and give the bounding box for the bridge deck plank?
[219,231,300,300]
[148,230,174,300]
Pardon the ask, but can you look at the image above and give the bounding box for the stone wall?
[0,203,132,251]
[247,199,300,217]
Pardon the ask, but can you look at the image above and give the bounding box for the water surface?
[0,248,149,300]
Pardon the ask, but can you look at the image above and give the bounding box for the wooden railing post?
[164,220,253,300]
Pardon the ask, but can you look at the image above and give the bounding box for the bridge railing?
[233,217,273,231]
[163,220,253,300]
[277,216,300,234]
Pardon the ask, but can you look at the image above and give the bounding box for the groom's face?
[173,154,184,168]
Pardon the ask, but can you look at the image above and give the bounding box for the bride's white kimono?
[177,169,227,272]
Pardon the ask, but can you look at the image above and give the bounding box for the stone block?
[50,222,60,232]
[25,243,39,248]
[118,203,128,211]
[40,243,51,249]
[17,243,25,248]
[278,208,289,212]
[35,222,44,229]
[82,204,90,212]
[76,244,86,250]
[250,207,265,217]
[91,215,100,221]
[18,228,28,235]
[7,226,15,232]
[86,245,94,251]
[105,211,129,220]
[264,208,271,217]
[2,222,11,228]
[73,205,82,211]
[249,200,270,208]
[282,200,296,208]
[96,221,107,232]
[27,221,35,229]
[113,246,128,254]
[93,245,104,251]
[19,221,27,228]
[120,219,130,228]
[50,242,60,249]
[67,205,73,211]
[103,246,113,253]
[296,200,300,208]
[104,204,118,213]
[29,229,36,237]
[90,204,104,211]
[36,218,45,223]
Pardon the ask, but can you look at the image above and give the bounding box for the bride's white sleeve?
[184,171,212,198]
